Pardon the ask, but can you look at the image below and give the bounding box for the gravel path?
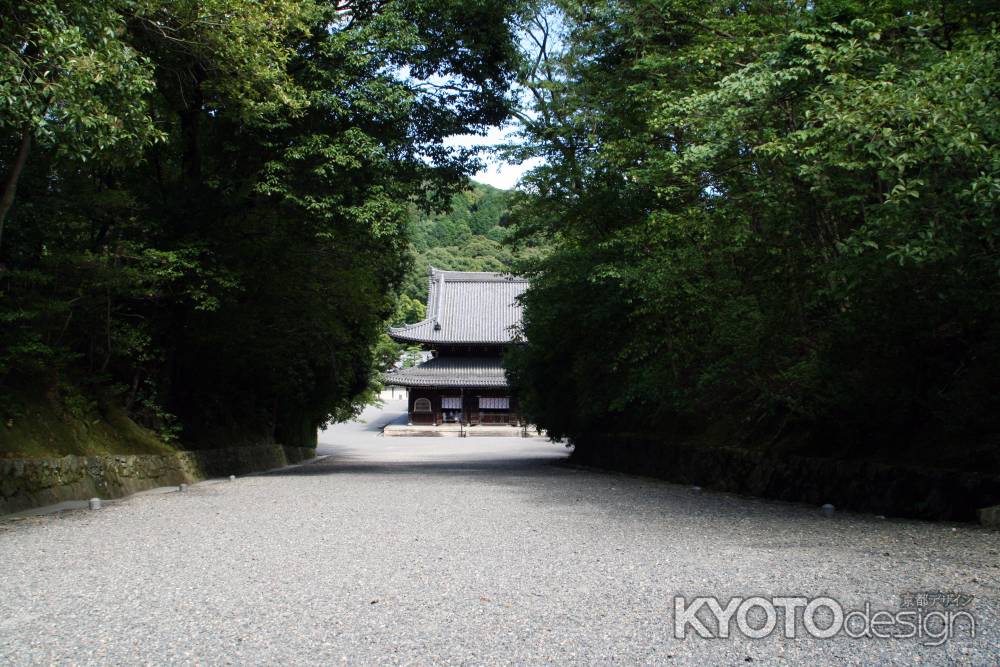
[1,399,998,665]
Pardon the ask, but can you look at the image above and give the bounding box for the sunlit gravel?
[1,400,998,664]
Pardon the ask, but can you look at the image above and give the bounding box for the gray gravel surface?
[1,398,998,665]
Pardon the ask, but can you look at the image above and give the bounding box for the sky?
[442,125,543,191]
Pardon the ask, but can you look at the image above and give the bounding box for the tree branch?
[0,125,33,256]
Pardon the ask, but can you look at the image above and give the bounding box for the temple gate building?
[385,268,527,429]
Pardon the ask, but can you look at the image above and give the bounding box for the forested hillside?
[399,182,520,306]
[507,0,1000,471]
[0,0,523,454]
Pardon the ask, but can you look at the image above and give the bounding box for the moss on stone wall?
[0,445,316,515]
[0,386,175,459]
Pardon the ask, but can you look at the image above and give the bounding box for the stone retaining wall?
[572,436,1000,523]
[0,445,315,516]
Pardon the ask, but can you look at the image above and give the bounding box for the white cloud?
[442,125,541,191]
[471,157,544,190]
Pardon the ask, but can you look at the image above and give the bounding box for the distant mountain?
[402,182,516,303]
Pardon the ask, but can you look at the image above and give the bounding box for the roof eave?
[387,336,512,346]
[383,378,510,389]
[386,319,433,343]
[386,324,513,346]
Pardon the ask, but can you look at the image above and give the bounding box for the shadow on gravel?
[353,412,409,432]
[266,443,572,478]
[264,445,935,534]
[267,456,570,477]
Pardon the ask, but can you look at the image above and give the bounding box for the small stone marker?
[89,498,101,510]
[821,503,835,517]
[179,483,188,492]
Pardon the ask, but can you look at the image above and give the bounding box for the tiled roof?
[383,356,509,388]
[388,268,527,345]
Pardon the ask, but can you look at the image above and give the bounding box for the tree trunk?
[0,127,33,255]
[180,105,202,189]
[179,66,206,193]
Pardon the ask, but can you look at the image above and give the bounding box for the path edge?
[0,445,316,516]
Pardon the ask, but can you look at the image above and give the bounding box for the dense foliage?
[0,0,523,450]
[399,182,521,303]
[507,0,1000,462]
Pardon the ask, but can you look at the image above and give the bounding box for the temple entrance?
[412,397,434,425]
[442,396,463,424]
[382,269,529,435]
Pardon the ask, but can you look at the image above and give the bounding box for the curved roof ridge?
[389,269,527,345]
[383,356,508,388]
[429,267,527,282]
[388,318,435,335]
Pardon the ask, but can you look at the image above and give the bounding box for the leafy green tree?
[508,0,1000,462]
[1,0,525,452]
[0,0,164,250]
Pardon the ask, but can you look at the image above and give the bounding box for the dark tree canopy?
[0,0,525,451]
[506,0,1000,467]
[5,0,998,470]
